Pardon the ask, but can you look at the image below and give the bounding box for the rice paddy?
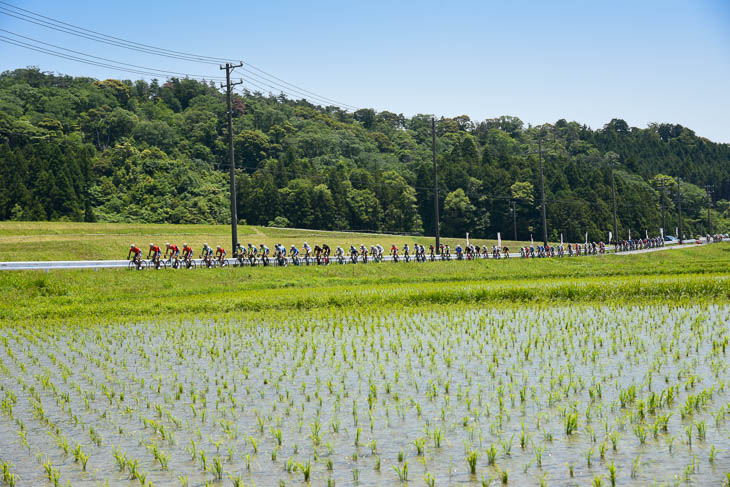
[1,305,729,486]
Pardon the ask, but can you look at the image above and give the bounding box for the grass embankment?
[1,243,728,326]
[0,221,538,261]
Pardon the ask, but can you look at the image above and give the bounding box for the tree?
[442,188,475,237]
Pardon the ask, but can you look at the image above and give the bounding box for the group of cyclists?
[126,233,725,269]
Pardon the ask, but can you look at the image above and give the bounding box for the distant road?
[0,241,703,271]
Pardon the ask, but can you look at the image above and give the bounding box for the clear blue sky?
[1,0,729,142]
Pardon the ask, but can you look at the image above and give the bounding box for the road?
[0,241,706,271]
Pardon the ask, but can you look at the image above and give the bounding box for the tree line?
[1,67,728,241]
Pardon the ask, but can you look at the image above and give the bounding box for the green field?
[0,237,728,326]
[1,226,729,486]
[0,221,542,262]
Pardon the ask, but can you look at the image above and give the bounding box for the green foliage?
[1,68,729,238]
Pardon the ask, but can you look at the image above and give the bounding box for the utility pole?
[511,200,517,241]
[677,177,683,243]
[705,185,713,235]
[220,62,243,251]
[607,153,619,243]
[432,117,440,253]
[538,139,548,248]
[657,181,667,233]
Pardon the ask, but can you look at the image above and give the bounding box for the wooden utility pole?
[432,117,440,252]
[538,139,548,248]
[220,62,243,251]
[606,153,619,243]
[657,181,667,233]
[677,178,683,243]
[706,185,713,235]
[511,200,517,241]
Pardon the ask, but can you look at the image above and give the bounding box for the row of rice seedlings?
[0,304,728,485]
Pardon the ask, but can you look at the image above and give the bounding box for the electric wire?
[0,1,358,110]
[0,2,231,64]
[0,29,226,80]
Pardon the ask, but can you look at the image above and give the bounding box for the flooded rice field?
[1,305,729,486]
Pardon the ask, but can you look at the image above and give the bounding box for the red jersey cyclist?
[128,244,142,263]
[147,243,161,266]
[215,245,227,264]
[165,242,180,266]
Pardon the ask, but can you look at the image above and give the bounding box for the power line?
[241,65,358,110]
[0,30,226,80]
[0,1,358,110]
[0,2,232,64]
[235,84,352,112]
[0,37,182,79]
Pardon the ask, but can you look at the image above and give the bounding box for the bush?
[268,216,291,228]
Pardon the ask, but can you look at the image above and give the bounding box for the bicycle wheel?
[140,260,149,270]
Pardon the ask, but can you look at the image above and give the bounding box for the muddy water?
[1,305,729,486]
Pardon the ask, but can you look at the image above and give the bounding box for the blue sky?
[1,0,729,142]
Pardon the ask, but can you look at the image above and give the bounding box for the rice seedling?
[607,461,617,487]
[295,460,311,482]
[467,449,479,474]
[393,461,408,482]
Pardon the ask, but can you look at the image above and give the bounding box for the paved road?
[0,241,705,271]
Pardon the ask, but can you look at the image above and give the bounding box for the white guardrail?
[0,240,702,271]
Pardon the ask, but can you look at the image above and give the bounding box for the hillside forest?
[1,67,729,241]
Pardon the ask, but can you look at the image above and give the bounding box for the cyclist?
[259,244,270,265]
[234,242,244,258]
[215,245,227,266]
[321,243,330,264]
[302,242,312,265]
[390,244,399,262]
[455,244,463,260]
[429,244,435,261]
[403,243,410,262]
[290,244,300,265]
[199,243,212,267]
[335,245,345,264]
[164,242,180,268]
[360,244,368,263]
[275,243,287,266]
[148,243,162,267]
[349,245,358,263]
[128,244,142,268]
[313,245,322,265]
[182,243,193,264]
[247,243,258,265]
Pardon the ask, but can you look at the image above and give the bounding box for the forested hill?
[1,67,729,241]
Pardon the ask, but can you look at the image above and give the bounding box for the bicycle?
[149,256,167,270]
[181,255,196,269]
[215,256,229,268]
[128,256,147,270]
[164,255,180,269]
